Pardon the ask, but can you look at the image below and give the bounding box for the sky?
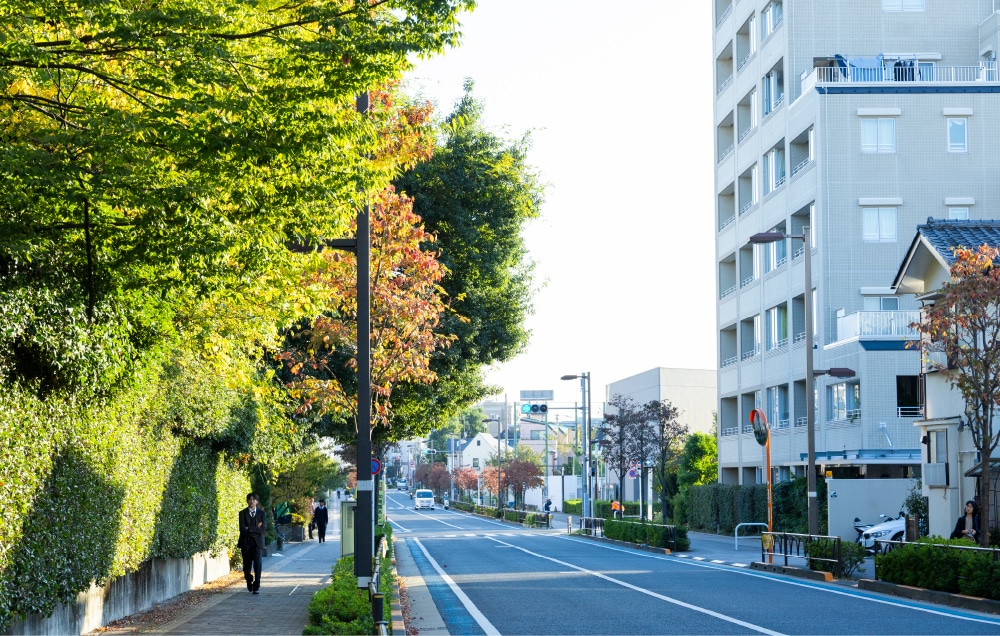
[404,1,717,411]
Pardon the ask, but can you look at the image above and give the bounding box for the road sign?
[628,468,637,479]
[371,458,382,475]
[520,390,553,400]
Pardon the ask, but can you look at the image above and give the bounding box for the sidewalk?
[93,538,339,635]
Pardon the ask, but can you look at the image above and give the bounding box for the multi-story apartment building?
[713,1,1000,485]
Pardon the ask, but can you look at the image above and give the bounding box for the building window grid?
[862,206,897,242]
[883,0,924,11]
[861,118,895,153]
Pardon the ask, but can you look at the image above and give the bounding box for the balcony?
[797,63,999,102]
[834,310,920,344]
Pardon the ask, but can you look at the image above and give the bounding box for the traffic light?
[520,403,548,414]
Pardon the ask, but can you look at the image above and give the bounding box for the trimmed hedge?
[683,480,821,534]
[875,537,1000,599]
[0,349,296,632]
[305,525,394,635]
[604,519,690,551]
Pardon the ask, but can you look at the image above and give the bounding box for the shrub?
[305,558,374,635]
[875,536,1000,598]
[563,499,582,515]
[806,539,865,578]
[604,519,690,551]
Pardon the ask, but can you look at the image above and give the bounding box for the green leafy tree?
[271,446,346,514]
[677,432,718,490]
[0,1,474,395]
[390,80,543,430]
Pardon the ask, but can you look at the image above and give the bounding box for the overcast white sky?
[405,1,717,411]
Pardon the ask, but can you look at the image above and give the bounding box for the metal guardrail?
[762,531,843,577]
[579,516,605,537]
[734,523,768,550]
[370,535,389,635]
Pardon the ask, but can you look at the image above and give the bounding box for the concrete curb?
[750,561,834,582]
[390,555,406,634]
[858,579,1000,614]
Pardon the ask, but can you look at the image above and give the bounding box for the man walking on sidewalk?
[314,500,329,543]
[238,493,267,593]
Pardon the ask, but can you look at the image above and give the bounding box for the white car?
[397,480,408,491]
[414,489,435,510]
[860,516,906,553]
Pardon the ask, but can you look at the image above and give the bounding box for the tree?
[505,459,543,509]
[913,244,1000,547]
[599,394,639,502]
[278,187,454,448]
[390,81,543,429]
[453,466,479,499]
[677,432,719,490]
[271,447,345,514]
[644,400,688,523]
[0,1,474,395]
[630,407,658,520]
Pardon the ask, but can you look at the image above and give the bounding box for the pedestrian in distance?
[543,498,552,528]
[238,493,267,594]
[950,500,981,542]
[308,501,316,540]
[611,500,623,519]
[314,499,329,543]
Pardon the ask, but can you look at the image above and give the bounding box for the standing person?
[308,501,316,540]
[950,500,981,541]
[314,500,329,543]
[611,500,623,519]
[543,498,552,528]
[238,493,267,594]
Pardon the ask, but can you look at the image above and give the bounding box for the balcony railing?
[742,424,754,434]
[835,310,920,343]
[774,418,790,430]
[719,143,735,162]
[739,200,755,216]
[795,417,807,427]
[797,63,1000,102]
[722,426,738,436]
[740,274,756,288]
[791,157,811,176]
[717,74,733,94]
[721,355,738,368]
[717,3,733,26]
[739,124,756,142]
[897,406,923,418]
[719,215,736,231]
[741,347,760,360]
[720,284,737,299]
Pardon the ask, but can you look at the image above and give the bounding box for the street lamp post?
[483,417,501,508]
[561,373,591,519]
[750,228,854,536]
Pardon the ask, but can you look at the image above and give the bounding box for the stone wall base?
[9,551,231,635]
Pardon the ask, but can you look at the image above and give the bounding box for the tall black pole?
[354,92,373,586]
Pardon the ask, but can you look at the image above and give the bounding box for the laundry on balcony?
[834,53,885,81]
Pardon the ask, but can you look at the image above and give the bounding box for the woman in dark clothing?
[950,500,981,541]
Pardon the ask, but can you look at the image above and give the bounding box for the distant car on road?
[414,489,435,510]
[397,479,408,491]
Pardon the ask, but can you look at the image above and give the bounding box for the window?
[862,207,897,242]
[764,229,786,273]
[830,383,860,421]
[948,206,970,220]
[763,146,785,194]
[763,69,783,115]
[861,118,895,153]
[863,296,899,311]
[472,457,479,468]
[761,2,783,40]
[948,118,967,152]
[766,305,787,350]
[883,0,924,10]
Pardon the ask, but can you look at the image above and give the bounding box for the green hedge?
[0,350,297,632]
[603,519,690,551]
[683,480,821,534]
[306,526,394,635]
[875,537,1000,599]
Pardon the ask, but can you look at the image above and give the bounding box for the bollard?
[568,515,572,534]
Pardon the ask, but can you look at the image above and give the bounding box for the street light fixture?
[749,228,856,535]
[561,373,592,519]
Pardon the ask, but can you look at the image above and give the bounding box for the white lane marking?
[557,536,1000,626]
[464,533,477,537]
[412,510,465,528]
[486,536,783,636]
[710,560,726,564]
[388,518,411,533]
[289,584,300,596]
[412,537,500,636]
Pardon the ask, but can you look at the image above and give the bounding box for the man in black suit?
[314,500,329,543]
[238,493,267,593]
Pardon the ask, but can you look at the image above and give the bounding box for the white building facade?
[713,1,1000,486]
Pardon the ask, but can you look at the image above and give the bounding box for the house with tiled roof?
[893,218,1000,537]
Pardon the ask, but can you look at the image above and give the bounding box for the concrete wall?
[9,551,231,635]
[826,477,916,543]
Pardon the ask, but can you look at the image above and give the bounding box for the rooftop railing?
[835,310,920,343]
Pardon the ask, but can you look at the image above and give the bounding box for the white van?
[414,489,435,510]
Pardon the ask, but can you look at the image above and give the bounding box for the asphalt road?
[384,491,1000,636]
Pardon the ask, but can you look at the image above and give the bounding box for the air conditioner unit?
[924,462,948,487]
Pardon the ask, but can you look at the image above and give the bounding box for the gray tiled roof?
[918,217,1000,264]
